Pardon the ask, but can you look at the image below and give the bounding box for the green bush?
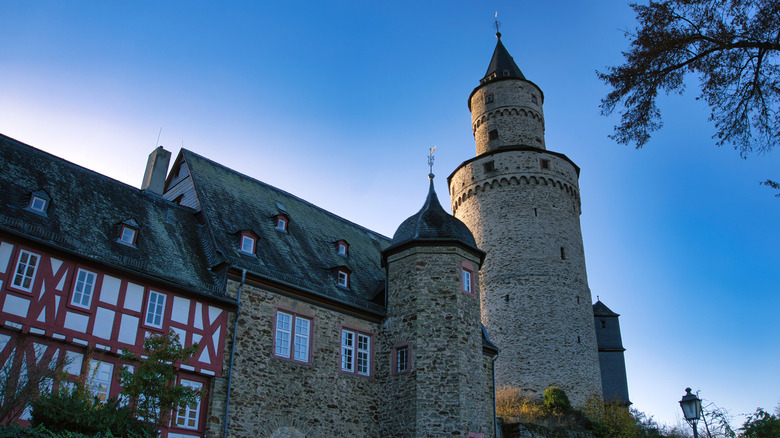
[543,386,572,413]
[29,386,150,438]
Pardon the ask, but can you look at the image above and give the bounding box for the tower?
[447,32,603,405]
[380,173,495,437]
[593,300,630,404]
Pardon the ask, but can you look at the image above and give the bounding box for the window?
[145,291,166,329]
[540,159,551,170]
[119,225,137,245]
[71,269,97,308]
[483,161,495,172]
[274,311,311,363]
[503,69,510,77]
[341,329,371,376]
[560,247,566,260]
[485,93,494,104]
[29,196,48,214]
[488,129,499,140]
[337,270,349,288]
[392,343,411,375]
[462,268,473,294]
[175,379,203,429]
[531,95,538,104]
[88,360,114,403]
[275,215,288,232]
[12,250,40,292]
[240,235,255,254]
[601,320,606,329]
[337,240,349,257]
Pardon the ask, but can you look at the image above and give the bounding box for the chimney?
[141,146,171,195]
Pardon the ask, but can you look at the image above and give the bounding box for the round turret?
[469,33,546,155]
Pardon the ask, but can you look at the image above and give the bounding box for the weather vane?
[428,146,437,177]
[494,11,501,36]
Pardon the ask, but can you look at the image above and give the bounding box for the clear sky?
[1,0,778,430]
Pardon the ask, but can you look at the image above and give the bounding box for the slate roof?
[593,300,619,317]
[386,175,481,256]
[0,134,229,302]
[178,150,390,315]
[481,33,526,83]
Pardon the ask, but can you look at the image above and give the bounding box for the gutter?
[222,269,245,438]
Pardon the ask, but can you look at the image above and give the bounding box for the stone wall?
[381,245,494,437]
[205,278,381,438]
[470,79,546,154]
[450,149,602,406]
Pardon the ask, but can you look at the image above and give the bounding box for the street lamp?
[679,387,702,438]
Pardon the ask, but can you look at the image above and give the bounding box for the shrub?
[543,386,572,413]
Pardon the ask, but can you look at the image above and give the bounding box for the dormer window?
[239,232,257,255]
[275,214,289,232]
[117,220,139,246]
[335,267,351,289]
[26,191,50,216]
[336,240,349,257]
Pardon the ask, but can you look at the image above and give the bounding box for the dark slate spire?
[389,174,479,252]
[593,300,620,317]
[481,32,525,84]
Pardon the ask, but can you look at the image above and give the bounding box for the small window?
[540,159,551,170]
[503,69,510,77]
[485,93,494,104]
[337,270,349,288]
[462,269,473,294]
[119,225,137,246]
[483,161,495,172]
[341,329,372,376]
[560,247,566,260]
[12,249,40,292]
[531,95,538,104]
[88,360,114,403]
[175,379,203,429]
[601,320,606,329]
[145,291,166,329]
[392,343,411,375]
[275,215,288,232]
[71,268,97,309]
[488,129,499,140]
[274,311,311,363]
[29,196,48,214]
[240,235,255,254]
[337,240,349,257]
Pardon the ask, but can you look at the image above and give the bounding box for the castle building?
[0,31,626,437]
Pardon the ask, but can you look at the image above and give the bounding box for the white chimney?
[141,146,171,195]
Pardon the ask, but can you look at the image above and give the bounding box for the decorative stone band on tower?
[448,33,603,406]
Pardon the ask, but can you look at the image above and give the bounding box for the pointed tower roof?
[386,175,481,255]
[481,32,525,83]
[593,300,620,317]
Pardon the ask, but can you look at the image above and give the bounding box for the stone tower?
[593,300,630,404]
[380,174,495,437]
[447,33,602,405]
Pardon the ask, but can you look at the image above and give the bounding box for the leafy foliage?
[119,331,200,434]
[543,386,572,413]
[29,385,149,437]
[599,0,780,156]
[740,408,780,438]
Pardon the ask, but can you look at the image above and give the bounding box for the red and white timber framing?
[0,235,230,437]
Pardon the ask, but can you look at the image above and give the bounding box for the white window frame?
[12,250,40,292]
[275,217,287,232]
[337,270,349,288]
[175,379,203,430]
[274,311,310,363]
[396,345,409,374]
[71,268,97,309]
[29,196,48,213]
[341,329,371,376]
[88,359,114,403]
[462,269,472,294]
[240,235,255,254]
[337,242,348,256]
[119,226,137,245]
[145,291,166,329]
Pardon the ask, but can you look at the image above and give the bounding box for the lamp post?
[679,387,702,438]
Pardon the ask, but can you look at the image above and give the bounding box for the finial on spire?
[428,146,437,178]
[494,11,502,39]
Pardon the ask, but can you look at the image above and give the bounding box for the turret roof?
[388,175,480,253]
[481,32,525,83]
[593,300,620,317]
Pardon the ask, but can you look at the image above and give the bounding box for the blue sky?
[2,1,778,429]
